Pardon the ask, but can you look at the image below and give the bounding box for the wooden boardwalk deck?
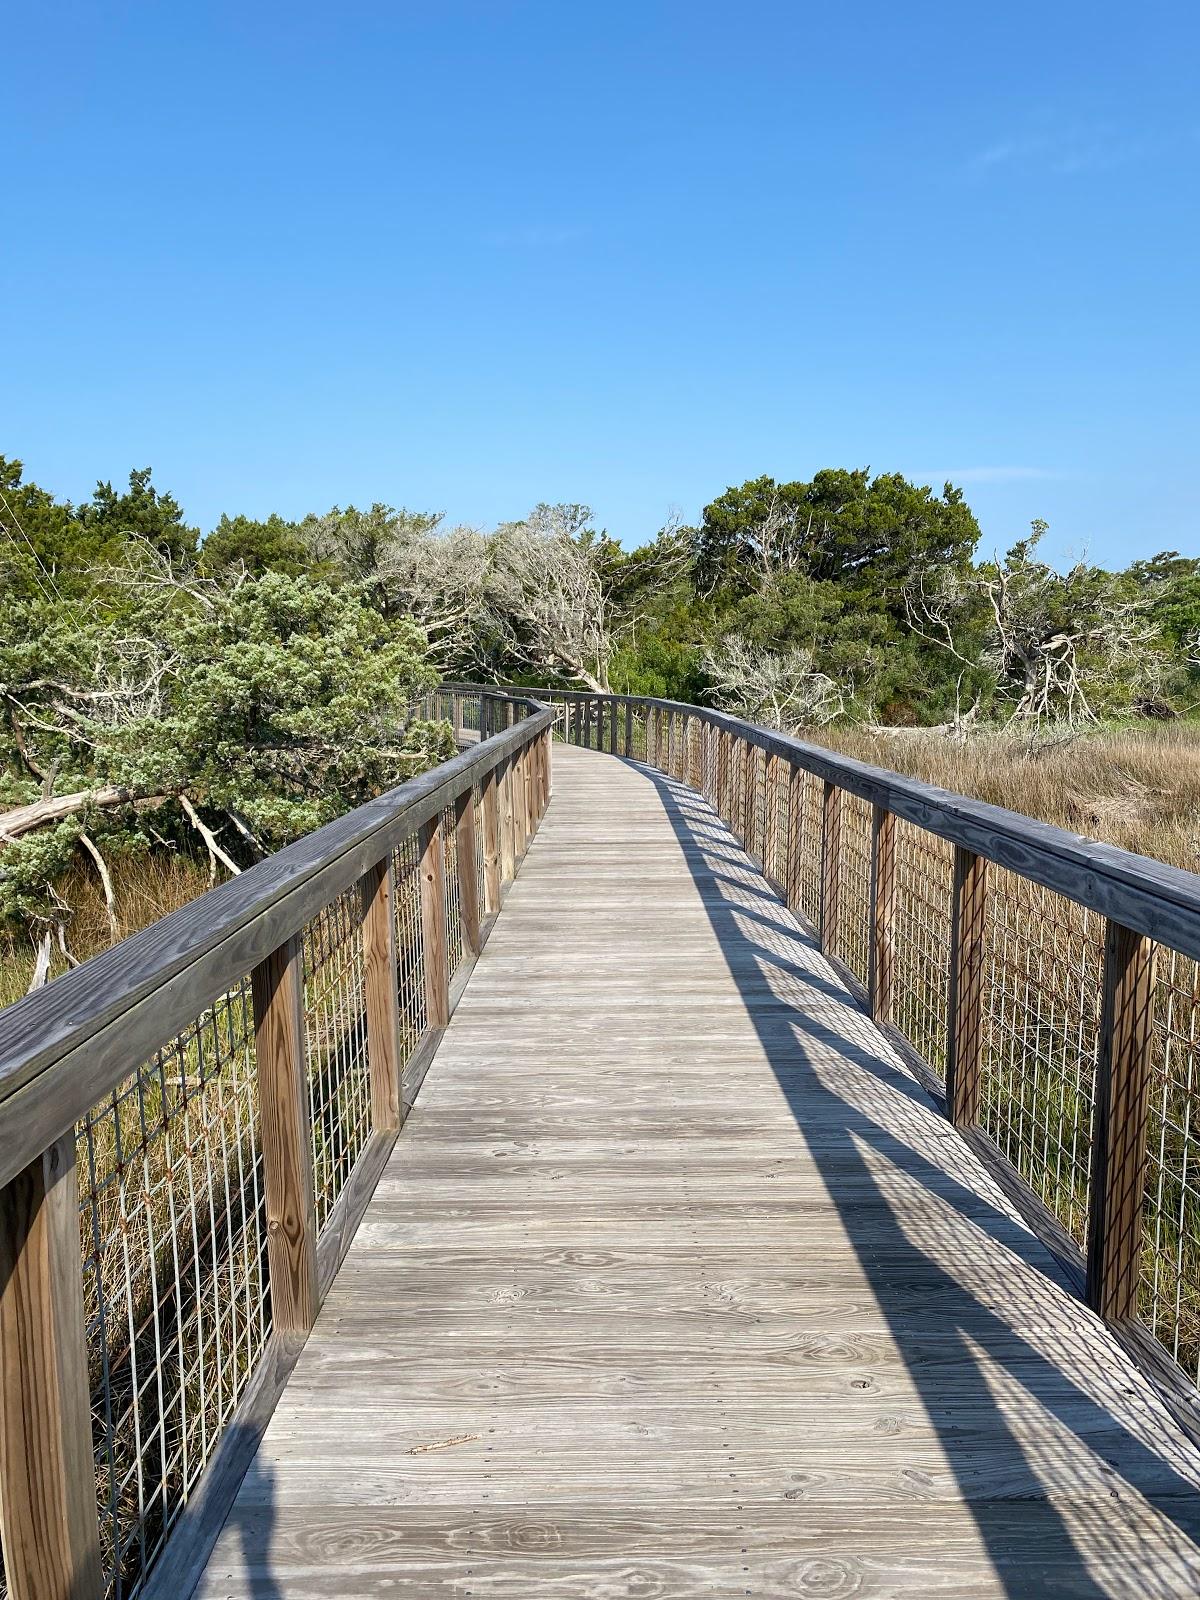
[196,743,1200,1599]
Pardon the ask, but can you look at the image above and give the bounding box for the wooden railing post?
[868,806,896,1027]
[524,740,535,837]
[481,766,502,912]
[514,745,530,857]
[609,698,618,755]
[0,1135,104,1600]
[1086,922,1158,1322]
[251,934,319,1332]
[820,780,843,954]
[454,788,482,955]
[625,700,633,757]
[359,858,403,1131]
[419,815,451,1028]
[946,847,989,1127]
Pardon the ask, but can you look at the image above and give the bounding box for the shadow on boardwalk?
[644,761,1200,1600]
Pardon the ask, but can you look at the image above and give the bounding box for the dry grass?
[805,722,1200,874]
[0,850,214,1009]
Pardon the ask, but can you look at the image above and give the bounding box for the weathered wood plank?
[251,934,319,1333]
[195,743,1200,1600]
[0,1135,104,1600]
[453,788,482,955]
[419,816,450,1029]
[358,858,402,1132]
[1087,921,1159,1321]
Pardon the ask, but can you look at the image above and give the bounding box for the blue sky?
[3,1,1197,567]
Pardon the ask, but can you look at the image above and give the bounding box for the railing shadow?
[634,758,1200,1598]
[219,1443,283,1600]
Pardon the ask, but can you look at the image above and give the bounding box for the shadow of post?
[634,758,1200,1599]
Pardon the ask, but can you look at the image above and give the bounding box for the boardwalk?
[196,742,1200,1599]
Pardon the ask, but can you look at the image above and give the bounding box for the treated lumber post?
[1086,922,1158,1322]
[523,740,535,838]
[452,694,464,742]
[359,857,403,1131]
[499,756,516,884]
[820,780,843,955]
[868,805,897,1027]
[665,710,675,778]
[610,698,618,755]
[454,787,482,955]
[251,934,319,1332]
[514,744,530,857]
[419,814,451,1028]
[0,1134,104,1600]
[481,765,502,913]
[946,847,989,1127]
[625,700,633,757]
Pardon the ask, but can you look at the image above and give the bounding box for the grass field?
[807,720,1200,873]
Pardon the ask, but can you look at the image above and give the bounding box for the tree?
[0,556,451,958]
[80,466,199,565]
[906,524,1164,725]
[695,469,980,610]
[704,636,845,729]
[200,513,310,578]
[0,455,124,601]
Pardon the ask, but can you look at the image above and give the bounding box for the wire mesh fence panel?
[978,869,1104,1246]
[1143,947,1200,1382]
[457,692,481,733]
[836,793,873,989]
[630,709,647,761]
[443,803,465,981]
[302,889,372,1232]
[392,833,427,1061]
[792,768,824,931]
[890,820,954,1077]
[77,981,270,1599]
[772,761,792,891]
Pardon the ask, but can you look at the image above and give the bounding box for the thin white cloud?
[936,467,1058,485]
[967,120,1182,177]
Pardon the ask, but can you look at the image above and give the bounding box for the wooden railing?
[516,685,1200,1426]
[0,691,551,1600]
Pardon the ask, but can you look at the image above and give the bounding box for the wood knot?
[786,1557,865,1598]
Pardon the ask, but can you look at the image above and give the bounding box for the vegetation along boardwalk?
[193,740,1200,1598]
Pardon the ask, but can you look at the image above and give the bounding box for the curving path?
[195,742,1200,1599]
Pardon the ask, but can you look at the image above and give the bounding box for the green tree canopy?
[80,466,199,564]
[695,469,980,610]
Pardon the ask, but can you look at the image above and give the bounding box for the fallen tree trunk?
[0,785,171,842]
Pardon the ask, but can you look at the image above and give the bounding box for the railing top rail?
[503,684,1200,961]
[0,694,550,1189]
